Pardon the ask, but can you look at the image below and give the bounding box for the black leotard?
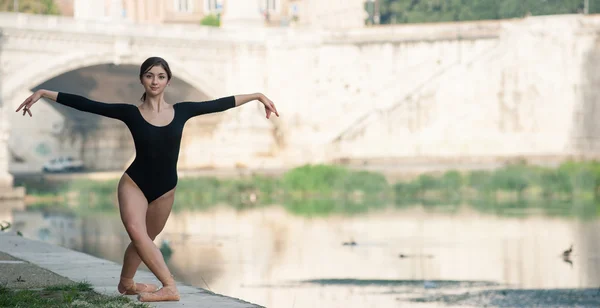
[55,92,236,204]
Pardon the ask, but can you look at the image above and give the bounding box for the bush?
[282,164,348,194]
[200,14,220,27]
[489,164,531,198]
[539,167,573,200]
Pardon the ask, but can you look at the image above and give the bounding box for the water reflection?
[5,202,600,307]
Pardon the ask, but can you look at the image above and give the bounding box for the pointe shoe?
[137,286,181,302]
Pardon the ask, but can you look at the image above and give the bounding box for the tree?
[0,0,60,15]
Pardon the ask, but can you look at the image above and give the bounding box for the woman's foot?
[118,279,159,295]
[137,285,180,302]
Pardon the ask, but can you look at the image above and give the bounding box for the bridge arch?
[6,51,220,108]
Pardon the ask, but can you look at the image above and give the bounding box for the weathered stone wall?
[269,15,600,165]
[324,16,593,162]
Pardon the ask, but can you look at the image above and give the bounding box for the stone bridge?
[2,12,600,189]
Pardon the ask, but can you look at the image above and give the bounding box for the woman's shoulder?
[113,102,139,109]
[109,103,139,117]
[172,101,192,109]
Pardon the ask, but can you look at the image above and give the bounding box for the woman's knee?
[125,223,149,243]
[147,227,165,241]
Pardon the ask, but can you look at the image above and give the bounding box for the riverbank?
[11,161,600,219]
[0,231,263,308]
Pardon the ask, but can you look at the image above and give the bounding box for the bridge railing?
[0,12,276,42]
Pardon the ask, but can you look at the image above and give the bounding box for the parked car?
[42,156,84,173]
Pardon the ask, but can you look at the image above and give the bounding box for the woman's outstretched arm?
[179,92,279,120]
[234,93,279,119]
[40,89,59,102]
[16,89,57,116]
[16,89,132,121]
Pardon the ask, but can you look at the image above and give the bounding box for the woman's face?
[141,65,170,97]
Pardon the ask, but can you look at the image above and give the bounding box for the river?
[3,200,600,307]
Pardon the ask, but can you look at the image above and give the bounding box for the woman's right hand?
[16,90,43,117]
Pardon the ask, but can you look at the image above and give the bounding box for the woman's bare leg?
[116,174,179,302]
[117,180,176,295]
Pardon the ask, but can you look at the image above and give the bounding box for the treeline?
[19,161,600,218]
[367,0,600,25]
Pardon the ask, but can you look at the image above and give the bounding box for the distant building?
[280,0,367,29]
[56,0,366,29]
[54,0,75,16]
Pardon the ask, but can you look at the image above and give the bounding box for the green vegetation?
[19,177,120,215]
[18,164,393,217]
[0,0,60,15]
[200,14,220,27]
[366,0,600,25]
[0,282,148,308]
[17,161,600,218]
[393,161,600,218]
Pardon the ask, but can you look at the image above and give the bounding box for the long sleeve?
[56,92,132,122]
[175,96,236,121]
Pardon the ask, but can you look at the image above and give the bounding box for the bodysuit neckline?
[135,104,176,128]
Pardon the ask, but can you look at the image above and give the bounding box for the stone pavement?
[0,231,264,308]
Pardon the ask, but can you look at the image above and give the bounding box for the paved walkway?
[0,231,264,308]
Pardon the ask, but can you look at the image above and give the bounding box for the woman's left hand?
[258,94,279,119]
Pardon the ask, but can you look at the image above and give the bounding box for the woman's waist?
[126,159,178,174]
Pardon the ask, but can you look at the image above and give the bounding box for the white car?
[42,156,84,173]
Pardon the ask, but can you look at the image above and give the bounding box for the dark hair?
[139,57,172,102]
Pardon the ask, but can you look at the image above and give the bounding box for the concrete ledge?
[0,232,263,308]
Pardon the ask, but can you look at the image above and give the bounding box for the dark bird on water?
[563,245,573,258]
[562,245,574,268]
[342,240,357,246]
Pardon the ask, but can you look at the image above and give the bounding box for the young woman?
[16,57,279,302]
